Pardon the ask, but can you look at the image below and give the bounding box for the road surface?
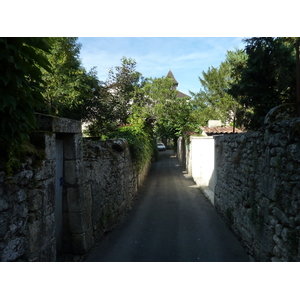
[83,150,249,262]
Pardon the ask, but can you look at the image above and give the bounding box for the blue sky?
[78,37,247,96]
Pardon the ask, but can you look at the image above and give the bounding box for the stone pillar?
[36,114,93,255]
[63,134,93,254]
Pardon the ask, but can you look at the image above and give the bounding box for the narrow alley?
[83,150,249,262]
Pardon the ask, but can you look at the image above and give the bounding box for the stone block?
[275,224,283,236]
[64,160,78,185]
[28,218,43,253]
[273,207,291,227]
[28,239,56,262]
[287,143,300,163]
[39,180,55,216]
[273,234,284,250]
[83,183,92,207]
[39,239,56,262]
[15,189,27,203]
[34,159,55,181]
[36,114,81,134]
[273,245,281,257]
[261,197,270,223]
[71,228,93,254]
[0,195,10,212]
[28,190,43,211]
[13,170,33,186]
[68,210,92,234]
[1,237,26,262]
[239,226,252,245]
[64,134,83,160]
[295,215,300,226]
[53,116,81,133]
[0,211,9,238]
[45,213,55,238]
[257,176,275,200]
[44,133,56,160]
[66,187,82,213]
[261,225,275,257]
[112,139,128,152]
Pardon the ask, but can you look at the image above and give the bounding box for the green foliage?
[155,96,196,140]
[0,37,51,173]
[39,37,101,120]
[86,66,199,143]
[106,56,146,125]
[191,60,238,126]
[136,75,199,141]
[86,57,148,138]
[228,37,298,130]
[107,114,155,168]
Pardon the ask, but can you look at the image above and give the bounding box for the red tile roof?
[200,126,243,135]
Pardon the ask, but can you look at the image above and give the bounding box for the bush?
[107,123,154,169]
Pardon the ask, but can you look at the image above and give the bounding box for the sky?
[78,37,246,96]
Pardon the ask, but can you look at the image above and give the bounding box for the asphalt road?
[83,150,250,262]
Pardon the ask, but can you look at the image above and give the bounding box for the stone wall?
[177,137,188,171]
[82,139,150,246]
[0,115,151,261]
[214,118,300,261]
[0,131,59,262]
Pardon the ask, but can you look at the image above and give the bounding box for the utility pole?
[233,100,236,133]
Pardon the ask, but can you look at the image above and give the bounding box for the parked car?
[157,142,166,151]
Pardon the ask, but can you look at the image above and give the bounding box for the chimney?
[208,120,222,128]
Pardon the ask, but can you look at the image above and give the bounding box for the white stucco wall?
[189,136,216,204]
[190,136,214,185]
[177,135,217,205]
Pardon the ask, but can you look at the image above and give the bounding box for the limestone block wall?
[214,118,300,261]
[177,136,190,174]
[0,115,151,261]
[82,139,151,245]
[0,132,57,261]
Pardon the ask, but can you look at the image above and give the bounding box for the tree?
[40,37,99,120]
[85,57,147,137]
[228,37,297,130]
[0,37,51,172]
[225,48,250,129]
[137,76,178,122]
[136,76,197,142]
[86,58,199,149]
[155,97,195,139]
[106,56,145,125]
[191,61,236,126]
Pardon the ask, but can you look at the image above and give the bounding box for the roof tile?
[200,126,243,135]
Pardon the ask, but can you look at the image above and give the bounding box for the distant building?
[200,120,243,136]
[166,70,190,99]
